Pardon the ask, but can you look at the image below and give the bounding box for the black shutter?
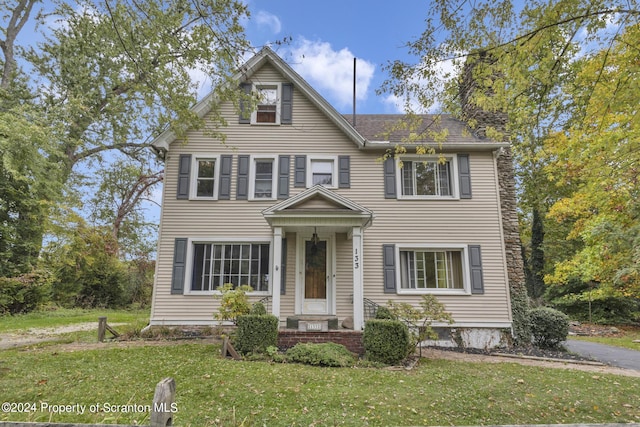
[278,155,290,199]
[468,245,484,294]
[280,237,287,295]
[281,83,293,124]
[236,155,250,200]
[383,157,397,198]
[171,238,188,294]
[177,154,191,199]
[239,82,252,124]
[338,155,351,188]
[383,244,397,294]
[294,155,306,187]
[218,155,233,200]
[458,154,472,199]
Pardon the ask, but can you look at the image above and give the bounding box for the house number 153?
[354,248,359,269]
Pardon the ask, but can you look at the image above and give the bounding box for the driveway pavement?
[565,339,640,371]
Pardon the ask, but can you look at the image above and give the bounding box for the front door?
[303,239,328,314]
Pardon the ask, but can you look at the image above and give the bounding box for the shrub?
[285,342,356,367]
[528,306,569,349]
[386,295,453,355]
[374,306,395,320]
[214,284,253,324]
[249,301,267,315]
[234,314,279,354]
[0,271,51,315]
[363,319,411,365]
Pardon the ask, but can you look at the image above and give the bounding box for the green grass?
[0,343,638,426]
[569,327,640,351]
[0,307,149,333]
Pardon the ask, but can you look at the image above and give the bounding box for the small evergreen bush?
[528,306,569,349]
[285,342,356,367]
[234,314,279,354]
[249,301,267,315]
[363,319,411,365]
[374,306,396,320]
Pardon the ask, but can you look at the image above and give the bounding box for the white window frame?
[183,237,273,296]
[249,155,278,201]
[397,154,459,200]
[395,244,471,295]
[251,82,281,125]
[190,155,220,200]
[306,156,338,189]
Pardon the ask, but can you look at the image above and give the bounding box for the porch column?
[352,226,364,330]
[271,227,282,319]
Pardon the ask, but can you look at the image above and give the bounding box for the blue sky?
[239,0,432,115]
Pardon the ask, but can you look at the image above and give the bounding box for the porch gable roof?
[262,185,374,229]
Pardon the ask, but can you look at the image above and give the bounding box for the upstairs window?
[252,84,280,124]
[400,158,454,198]
[250,156,277,200]
[256,86,277,123]
[306,157,337,188]
[194,158,217,198]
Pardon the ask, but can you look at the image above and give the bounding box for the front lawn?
[1,343,638,426]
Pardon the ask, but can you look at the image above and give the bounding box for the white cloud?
[382,56,460,114]
[255,10,281,34]
[287,38,375,109]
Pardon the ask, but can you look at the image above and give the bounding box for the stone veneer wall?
[496,146,531,343]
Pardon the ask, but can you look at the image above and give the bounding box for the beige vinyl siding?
[150,62,511,326]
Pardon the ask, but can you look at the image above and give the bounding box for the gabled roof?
[262,185,374,230]
[263,185,374,217]
[152,47,366,152]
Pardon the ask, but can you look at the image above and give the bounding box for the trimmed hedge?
[285,342,356,367]
[529,306,569,349]
[363,319,411,365]
[234,314,279,354]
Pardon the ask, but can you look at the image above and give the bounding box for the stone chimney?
[459,51,508,139]
[459,51,530,343]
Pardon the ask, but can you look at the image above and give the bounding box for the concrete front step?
[285,316,339,331]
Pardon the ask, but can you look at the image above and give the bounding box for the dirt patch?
[0,322,126,350]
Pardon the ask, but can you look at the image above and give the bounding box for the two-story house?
[149,47,515,349]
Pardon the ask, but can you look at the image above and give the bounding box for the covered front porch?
[262,185,374,330]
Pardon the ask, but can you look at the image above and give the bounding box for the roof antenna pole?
[353,57,356,127]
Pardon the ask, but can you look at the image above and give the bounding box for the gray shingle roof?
[342,114,482,144]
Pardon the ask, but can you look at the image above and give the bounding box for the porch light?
[311,227,320,246]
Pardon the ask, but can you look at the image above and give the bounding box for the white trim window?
[191,156,219,199]
[249,156,277,200]
[399,156,457,198]
[191,242,270,292]
[252,83,281,125]
[397,245,469,294]
[307,156,337,188]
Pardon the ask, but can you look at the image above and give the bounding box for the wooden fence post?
[150,377,176,427]
[98,317,107,342]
